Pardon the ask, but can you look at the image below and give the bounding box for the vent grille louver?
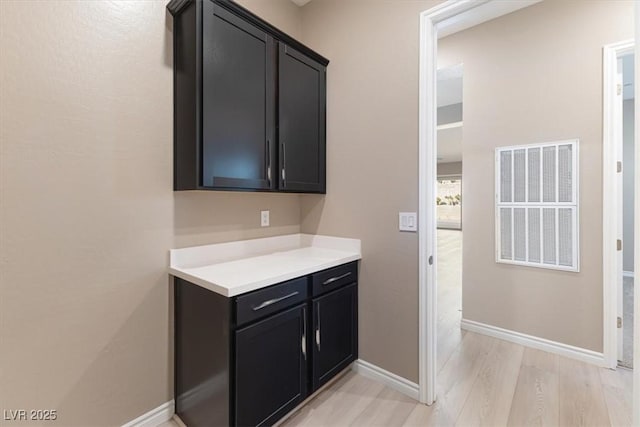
[496,140,579,271]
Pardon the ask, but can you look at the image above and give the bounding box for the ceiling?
[290,0,313,6]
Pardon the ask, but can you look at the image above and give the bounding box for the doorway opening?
[420,4,640,421]
[604,40,636,372]
[436,64,464,374]
[619,52,635,369]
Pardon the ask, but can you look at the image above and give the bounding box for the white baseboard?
[351,359,419,400]
[121,400,174,427]
[623,270,634,278]
[461,319,606,367]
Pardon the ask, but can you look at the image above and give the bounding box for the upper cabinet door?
[278,44,327,193]
[202,2,276,190]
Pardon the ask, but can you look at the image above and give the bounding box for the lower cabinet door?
[235,304,308,426]
[312,283,358,391]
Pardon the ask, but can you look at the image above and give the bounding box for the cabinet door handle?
[251,291,299,311]
[322,272,352,286]
[302,306,307,360]
[315,302,321,351]
[266,139,271,185]
[281,142,286,186]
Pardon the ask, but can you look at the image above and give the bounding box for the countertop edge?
[169,253,362,297]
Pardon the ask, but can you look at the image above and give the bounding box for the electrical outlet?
[261,210,270,227]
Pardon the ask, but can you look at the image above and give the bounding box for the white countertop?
[169,234,361,297]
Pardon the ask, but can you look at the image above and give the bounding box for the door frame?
[417,0,543,405]
[634,7,640,423]
[419,3,640,422]
[603,39,634,370]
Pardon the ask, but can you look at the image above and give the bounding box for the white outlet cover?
[261,210,270,227]
[399,212,417,232]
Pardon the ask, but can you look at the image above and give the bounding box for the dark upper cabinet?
[311,283,358,391]
[168,0,328,193]
[235,304,308,426]
[202,2,275,190]
[279,45,326,193]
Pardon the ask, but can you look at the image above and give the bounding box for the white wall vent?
[495,140,579,272]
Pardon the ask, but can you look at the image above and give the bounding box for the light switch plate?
[261,210,270,227]
[399,212,417,232]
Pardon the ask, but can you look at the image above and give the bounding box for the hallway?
[437,229,463,373]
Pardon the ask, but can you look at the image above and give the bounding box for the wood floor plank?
[506,347,559,426]
[599,367,633,427]
[350,387,416,427]
[433,332,498,423]
[282,371,385,426]
[558,356,611,427]
[455,339,524,426]
[437,325,466,374]
[436,230,464,374]
[403,399,455,426]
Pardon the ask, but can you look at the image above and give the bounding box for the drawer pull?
[302,306,307,360]
[315,301,321,351]
[252,291,300,311]
[322,272,351,286]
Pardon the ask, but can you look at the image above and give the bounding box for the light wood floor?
[163,230,634,427]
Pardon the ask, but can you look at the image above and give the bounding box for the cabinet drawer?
[311,262,357,296]
[235,277,308,326]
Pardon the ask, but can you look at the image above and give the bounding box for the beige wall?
[299,0,440,383]
[2,2,632,424]
[439,0,634,352]
[237,0,303,39]
[0,1,302,425]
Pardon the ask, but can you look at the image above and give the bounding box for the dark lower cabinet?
[174,279,232,427]
[174,261,358,427]
[235,305,307,427]
[312,283,358,390]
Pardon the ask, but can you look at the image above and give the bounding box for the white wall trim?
[461,319,606,367]
[436,121,463,131]
[121,400,174,427]
[418,3,438,406]
[418,0,542,407]
[634,5,640,425]
[435,1,542,39]
[351,360,419,401]
[603,39,635,370]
